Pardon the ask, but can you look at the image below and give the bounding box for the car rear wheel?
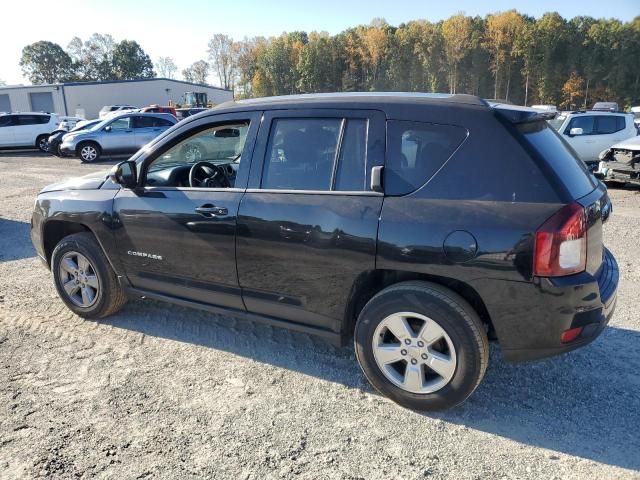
[51,232,127,318]
[78,142,101,162]
[36,134,49,152]
[354,281,489,411]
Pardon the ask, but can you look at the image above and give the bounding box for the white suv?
[0,113,59,151]
[550,111,636,167]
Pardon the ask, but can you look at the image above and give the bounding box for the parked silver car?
[60,113,177,162]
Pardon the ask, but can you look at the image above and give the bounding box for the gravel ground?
[1,152,639,480]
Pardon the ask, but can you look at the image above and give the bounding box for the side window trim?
[330,119,347,190]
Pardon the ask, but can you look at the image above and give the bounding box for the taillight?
[534,202,587,277]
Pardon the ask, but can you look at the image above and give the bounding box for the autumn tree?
[485,10,525,100]
[561,72,585,109]
[442,13,472,94]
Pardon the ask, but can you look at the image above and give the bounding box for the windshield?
[71,120,100,132]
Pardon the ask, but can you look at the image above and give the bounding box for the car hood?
[40,169,110,193]
[609,135,640,151]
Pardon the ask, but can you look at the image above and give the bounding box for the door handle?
[195,204,228,217]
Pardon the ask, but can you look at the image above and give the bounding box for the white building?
[0,78,233,119]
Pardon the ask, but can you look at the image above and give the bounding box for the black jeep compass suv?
[31,93,618,410]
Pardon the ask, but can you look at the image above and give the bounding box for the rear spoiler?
[490,103,557,124]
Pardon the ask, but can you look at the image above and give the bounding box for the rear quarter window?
[519,121,596,199]
[385,121,467,195]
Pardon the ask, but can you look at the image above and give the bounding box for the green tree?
[111,40,154,80]
[19,41,74,84]
[208,34,238,90]
[67,33,116,80]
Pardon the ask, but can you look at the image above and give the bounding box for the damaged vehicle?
[596,136,640,186]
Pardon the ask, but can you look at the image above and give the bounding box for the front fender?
[32,189,123,274]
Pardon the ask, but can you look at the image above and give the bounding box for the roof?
[0,77,232,92]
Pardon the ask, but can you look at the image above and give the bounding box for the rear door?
[14,114,49,146]
[131,115,157,149]
[236,109,385,332]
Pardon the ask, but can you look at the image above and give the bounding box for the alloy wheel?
[58,251,100,308]
[81,146,97,161]
[372,312,457,394]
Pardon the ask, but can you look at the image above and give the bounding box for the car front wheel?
[51,232,127,318]
[78,142,101,162]
[354,281,489,411]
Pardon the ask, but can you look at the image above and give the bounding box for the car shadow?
[100,299,639,471]
[0,218,36,261]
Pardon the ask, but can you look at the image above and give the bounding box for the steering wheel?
[188,161,230,188]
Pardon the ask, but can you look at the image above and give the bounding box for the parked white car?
[98,105,138,119]
[550,111,636,167]
[595,135,640,186]
[631,106,640,130]
[0,112,59,151]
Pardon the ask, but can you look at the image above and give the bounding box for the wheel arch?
[343,269,494,344]
[42,220,93,267]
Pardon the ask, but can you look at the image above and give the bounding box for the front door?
[563,115,596,160]
[236,109,385,332]
[102,116,137,154]
[112,111,261,309]
[0,115,16,146]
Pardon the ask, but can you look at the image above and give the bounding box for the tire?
[36,134,49,152]
[354,281,489,411]
[77,142,101,162]
[51,232,127,319]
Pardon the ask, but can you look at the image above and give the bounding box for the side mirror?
[569,127,584,136]
[104,125,112,132]
[109,160,137,188]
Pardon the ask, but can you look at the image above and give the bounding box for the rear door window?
[262,118,342,190]
[153,117,175,127]
[133,116,155,128]
[335,119,368,191]
[385,120,467,195]
[595,116,624,134]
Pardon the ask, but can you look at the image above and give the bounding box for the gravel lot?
[1,152,639,480]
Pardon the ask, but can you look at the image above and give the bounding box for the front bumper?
[501,248,619,362]
[59,142,76,157]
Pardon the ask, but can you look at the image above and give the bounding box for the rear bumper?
[500,248,619,362]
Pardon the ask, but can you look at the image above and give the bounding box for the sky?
[0,0,638,86]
